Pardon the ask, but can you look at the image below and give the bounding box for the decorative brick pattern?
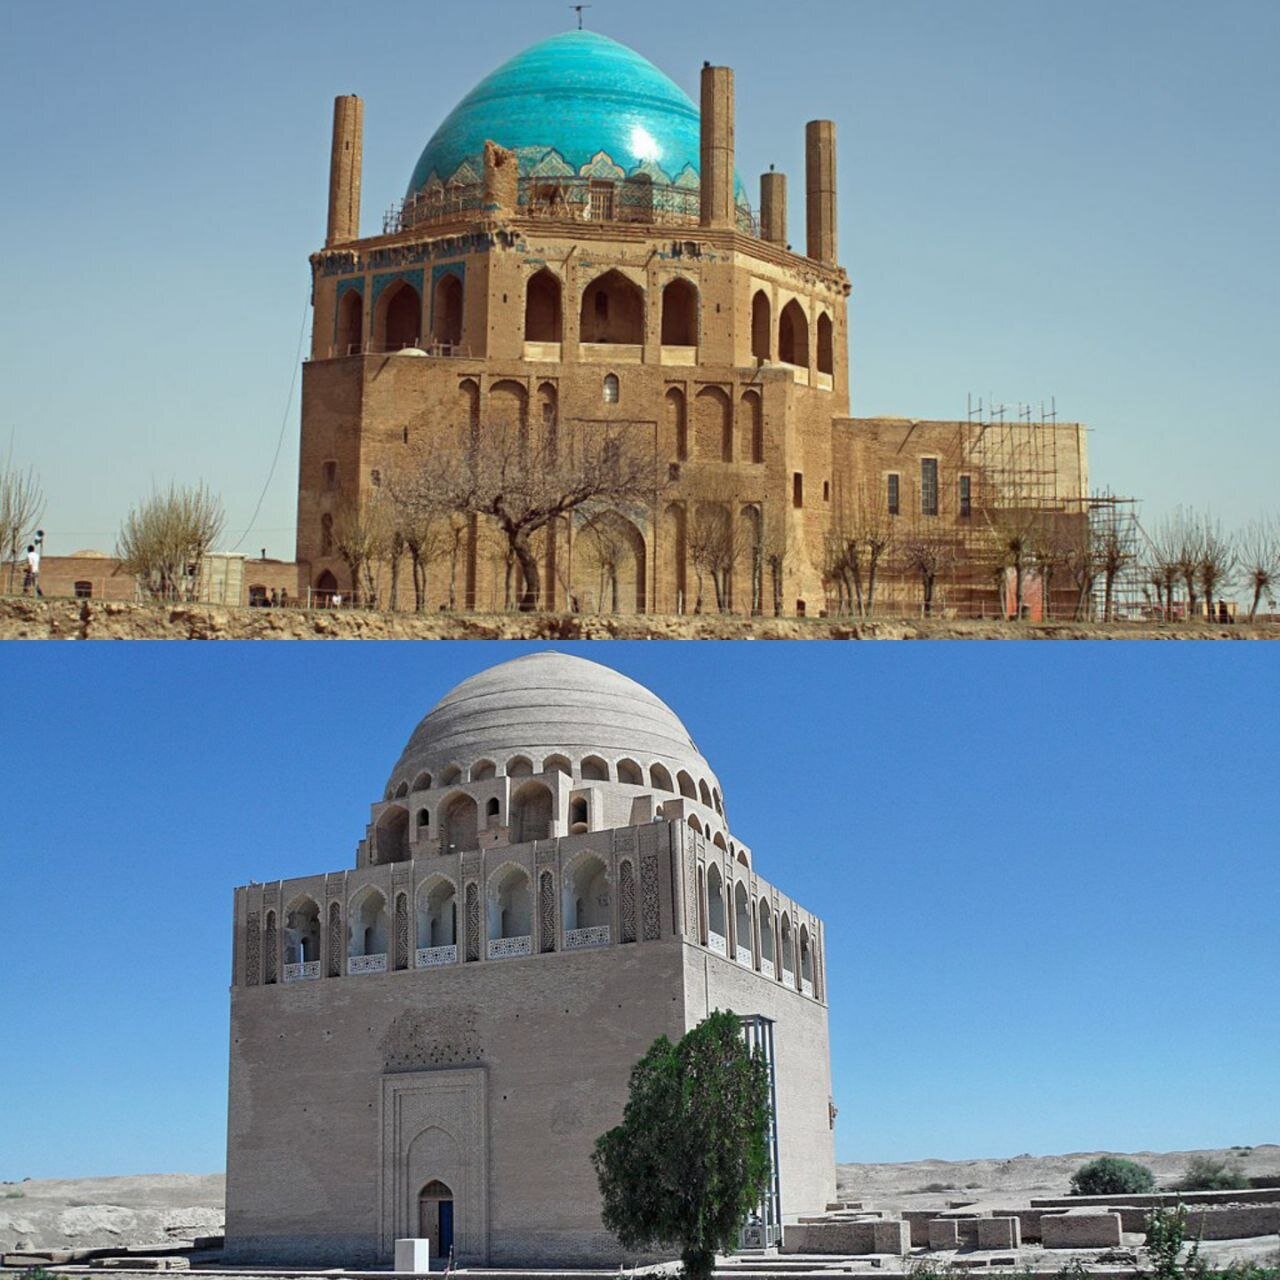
[619,859,636,943]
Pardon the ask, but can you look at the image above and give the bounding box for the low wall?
[1040,1213,1122,1248]
[1031,1187,1280,1209]
[783,1220,909,1255]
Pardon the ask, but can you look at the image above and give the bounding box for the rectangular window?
[589,182,614,222]
[792,472,804,508]
[920,458,939,517]
[886,473,900,516]
[959,474,972,518]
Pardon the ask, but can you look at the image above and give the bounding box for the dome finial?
[570,3,590,29]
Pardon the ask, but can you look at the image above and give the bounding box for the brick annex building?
[299,29,1089,617]
[226,652,834,1266]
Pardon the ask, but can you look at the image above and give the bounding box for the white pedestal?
[395,1238,431,1273]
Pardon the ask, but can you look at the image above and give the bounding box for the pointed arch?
[510,779,553,843]
[374,805,410,864]
[431,271,463,347]
[695,386,733,462]
[524,268,562,342]
[563,851,610,932]
[580,269,644,344]
[439,791,478,854]
[817,310,834,375]
[741,389,763,464]
[650,762,674,792]
[751,289,771,361]
[576,510,647,614]
[660,277,698,346]
[347,886,389,958]
[375,279,421,351]
[779,299,809,367]
[283,895,321,966]
[705,863,726,940]
[665,387,688,461]
[336,288,363,356]
[415,874,458,950]
[487,862,532,941]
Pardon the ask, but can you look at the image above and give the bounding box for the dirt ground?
[4,1146,1276,1255]
[1,598,1276,640]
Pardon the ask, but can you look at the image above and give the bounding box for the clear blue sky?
[2,0,1277,559]
[0,641,1275,1178]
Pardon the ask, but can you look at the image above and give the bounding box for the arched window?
[697,865,707,944]
[376,280,421,351]
[665,386,688,461]
[660,278,698,346]
[348,888,389,960]
[470,759,496,781]
[485,797,500,820]
[800,924,814,991]
[688,815,703,835]
[416,877,457,952]
[650,763,674,792]
[741,390,763,464]
[616,759,643,785]
[487,865,532,944]
[544,753,571,776]
[677,770,697,800]
[284,898,321,967]
[706,864,726,944]
[505,755,533,777]
[394,781,409,799]
[431,272,463,348]
[563,854,610,934]
[581,755,610,781]
[817,311,834,375]
[375,806,410,864]
[579,270,644,344]
[751,290,771,361]
[778,299,809,367]
[758,900,775,973]
[602,373,620,404]
[440,764,462,785]
[780,913,794,977]
[440,792,478,854]
[698,779,713,807]
[510,780,553,843]
[713,787,724,816]
[416,807,430,834]
[336,288,363,356]
[569,797,588,833]
[734,881,752,965]
[412,771,433,792]
[524,268,562,342]
[695,386,732,462]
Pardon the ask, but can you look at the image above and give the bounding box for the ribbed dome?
[387,651,719,795]
[406,30,745,199]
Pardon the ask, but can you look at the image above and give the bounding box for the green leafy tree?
[592,1010,772,1280]
[1069,1156,1156,1196]
[1176,1156,1249,1192]
[1146,1203,1204,1280]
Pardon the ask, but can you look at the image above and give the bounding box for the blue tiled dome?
[407,30,744,199]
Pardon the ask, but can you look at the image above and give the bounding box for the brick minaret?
[326,94,363,247]
[761,167,787,246]
[804,119,837,264]
[699,63,735,228]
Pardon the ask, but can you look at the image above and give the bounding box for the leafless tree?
[331,490,391,607]
[116,482,224,601]
[577,511,633,613]
[414,420,664,611]
[897,518,958,617]
[683,472,750,613]
[1170,507,1206,620]
[1064,529,1102,621]
[387,455,471,612]
[1029,516,1076,621]
[760,509,792,618]
[1197,517,1236,620]
[1239,516,1280,620]
[1147,514,1184,620]
[1,462,45,594]
[827,481,895,617]
[987,506,1042,620]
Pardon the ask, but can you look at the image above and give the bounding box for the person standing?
[24,544,42,597]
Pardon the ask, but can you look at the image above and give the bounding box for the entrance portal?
[418,1180,454,1262]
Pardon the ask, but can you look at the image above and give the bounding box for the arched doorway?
[418,1179,454,1259]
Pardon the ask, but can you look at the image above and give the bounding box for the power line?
[228,288,310,552]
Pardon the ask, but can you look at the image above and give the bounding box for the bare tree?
[828,481,895,618]
[1171,507,1206,620]
[1239,517,1279,620]
[1,462,45,594]
[760,509,792,618]
[1096,522,1134,623]
[1029,516,1075,621]
[987,506,1042,620]
[577,511,634,614]
[387,457,470,612]
[1197,517,1236,620]
[116,482,225,601]
[331,490,391,607]
[683,472,751,613]
[406,420,664,612]
[1147,514,1184,620]
[897,518,958,617]
[1064,528,1102,621]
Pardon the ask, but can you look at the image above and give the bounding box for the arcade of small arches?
[250,855,823,1003]
[334,266,835,376]
[369,754,729,861]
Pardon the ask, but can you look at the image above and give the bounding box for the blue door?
[438,1200,453,1258]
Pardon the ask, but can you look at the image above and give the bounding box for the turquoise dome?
[407,30,745,200]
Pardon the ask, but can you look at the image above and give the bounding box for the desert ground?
[1,597,1276,640]
[3,1146,1276,1257]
